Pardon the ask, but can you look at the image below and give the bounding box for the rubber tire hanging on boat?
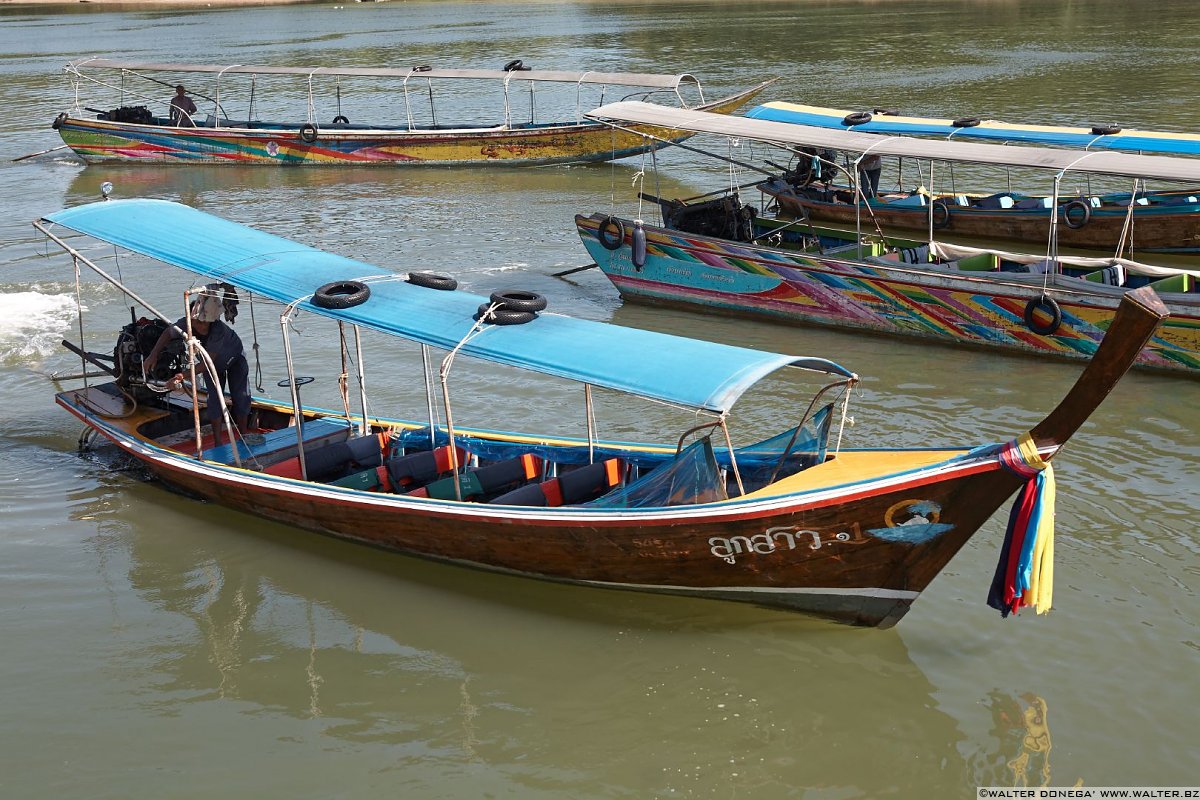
[952,117,981,128]
[52,113,68,130]
[1091,124,1122,135]
[406,271,458,290]
[930,200,952,229]
[412,65,432,73]
[312,280,371,309]
[489,290,547,313]
[299,123,318,143]
[476,304,536,325]
[1023,295,1062,336]
[332,115,350,125]
[1061,199,1092,229]
[598,216,626,250]
[842,111,872,126]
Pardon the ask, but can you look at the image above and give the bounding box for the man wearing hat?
[145,284,251,446]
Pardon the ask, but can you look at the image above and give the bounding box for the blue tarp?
[746,102,1200,156]
[43,199,852,414]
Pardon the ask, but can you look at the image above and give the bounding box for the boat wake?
[0,291,80,365]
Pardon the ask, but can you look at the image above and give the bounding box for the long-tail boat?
[51,58,772,167]
[576,102,1200,376]
[39,199,1164,627]
[745,101,1200,255]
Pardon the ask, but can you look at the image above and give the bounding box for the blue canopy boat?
[37,200,1166,626]
[746,102,1200,156]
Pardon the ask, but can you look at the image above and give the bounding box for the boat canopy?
[585,101,1200,183]
[748,102,1200,157]
[41,200,851,415]
[66,58,699,90]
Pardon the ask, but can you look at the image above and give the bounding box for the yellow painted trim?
[740,449,971,499]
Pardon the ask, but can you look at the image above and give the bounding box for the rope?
[1113,178,1140,259]
[248,291,264,392]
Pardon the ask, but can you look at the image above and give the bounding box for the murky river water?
[1,1,1197,797]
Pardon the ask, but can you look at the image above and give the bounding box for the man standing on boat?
[169,85,197,127]
[145,286,251,446]
[858,153,883,199]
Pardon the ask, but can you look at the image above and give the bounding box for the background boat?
[748,101,1200,155]
[577,102,1200,375]
[53,59,773,166]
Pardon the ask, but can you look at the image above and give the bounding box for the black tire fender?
[52,112,68,130]
[1023,295,1062,336]
[931,199,952,229]
[952,116,981,128]
[1091,124,1122,136]
[503,59,525,72]
[332,115,349,125]
[312,280,370,309]
[299,123,318,143]
[842,111,872,126]
[476,303,535,325]
[1061,199,1092,229]
[598,216,625,250]
[406,271,458,290]
[489,290,547,313]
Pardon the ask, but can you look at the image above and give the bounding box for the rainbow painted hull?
[576,215,1200,375]
[54,84,767,166]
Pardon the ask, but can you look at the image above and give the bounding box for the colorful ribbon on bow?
[988,431,1055,617]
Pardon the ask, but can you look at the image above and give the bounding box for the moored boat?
[760,180,1200,256]
[577,102,1200,375]
[51,58,772,167]
[38,199,1165,627]
[745,102,1200,255]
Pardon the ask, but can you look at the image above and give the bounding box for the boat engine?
[113,316,187,400]
[661,193,758,242]
[99,105,154,124]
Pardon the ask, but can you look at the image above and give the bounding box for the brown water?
[1,1,1198,797]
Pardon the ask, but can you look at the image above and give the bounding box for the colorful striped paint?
[576,216,1200,375]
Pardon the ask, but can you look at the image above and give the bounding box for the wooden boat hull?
[768,187,1200,254]
[576,214,1200,375]
[54,84,768,167]
[57,385,1021,628]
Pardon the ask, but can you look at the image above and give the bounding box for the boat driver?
[169,85,197,127]
[145,285,251,446]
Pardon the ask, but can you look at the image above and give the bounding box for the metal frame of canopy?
[585,101,1200,262]
[36,199,856,498]
[63,57,706,131]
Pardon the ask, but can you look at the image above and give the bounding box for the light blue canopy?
[747,102,1200,156]
[42,200,852,414]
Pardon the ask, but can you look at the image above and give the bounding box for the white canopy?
[66,58,699,90]
[585,101,1200,183]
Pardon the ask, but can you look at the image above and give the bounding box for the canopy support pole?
[352,324,369,436]
[280,310,308,481]
[584,384,596,464]
[719,418,745,497]
[421,344,438,446]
